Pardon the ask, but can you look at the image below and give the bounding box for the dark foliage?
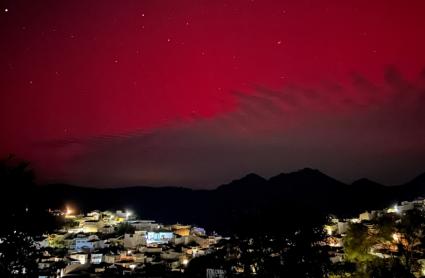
[0,156,61,277]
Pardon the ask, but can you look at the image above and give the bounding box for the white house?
[69,253,89,264]
[82,220,103,233]
[124,231,147,249]
[104,254,120,264]
[91,253,103,264]
[359,211,373,222]
[74,236,103,251]
[399,201,414,213]
[337,221,349,235]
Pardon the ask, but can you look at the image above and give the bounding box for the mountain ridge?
[35,169,425,234]
[41,169,425,190]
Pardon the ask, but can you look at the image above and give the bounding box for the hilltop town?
[35,209,224,277]
[31,196,425,277]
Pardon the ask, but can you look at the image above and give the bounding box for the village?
[36,208,224,277]
[31,196,425,277]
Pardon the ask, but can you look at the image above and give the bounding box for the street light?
[66,207,73,215]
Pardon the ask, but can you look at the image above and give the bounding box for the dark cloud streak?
[34,69,425,188]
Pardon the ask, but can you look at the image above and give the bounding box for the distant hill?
[36,168,425,235]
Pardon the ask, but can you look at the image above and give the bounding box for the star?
[277,40,282,45]
[4,8,8,13]
[167,38,171,42]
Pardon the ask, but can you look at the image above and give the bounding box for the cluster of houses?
[33,198,425,277]
[36,209,224,277]
[323,198,425,268]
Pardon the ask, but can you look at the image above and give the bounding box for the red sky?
[1,0,425,187]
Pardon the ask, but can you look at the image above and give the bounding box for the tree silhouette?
[395,209,425,274]
[1,155,58,235]
[0,155,42,277]
[195,220,332,277]
[0,230,39,277]
[343,222,375,274]
[0,155,35,221]
[278,226,331,277]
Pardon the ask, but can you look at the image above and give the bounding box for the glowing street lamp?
[66,207,73,215]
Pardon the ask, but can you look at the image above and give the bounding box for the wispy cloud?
[36,68,425,188]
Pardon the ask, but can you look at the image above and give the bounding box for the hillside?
[36,168,425,234]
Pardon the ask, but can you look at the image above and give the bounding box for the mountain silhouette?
[36,169,425,235]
